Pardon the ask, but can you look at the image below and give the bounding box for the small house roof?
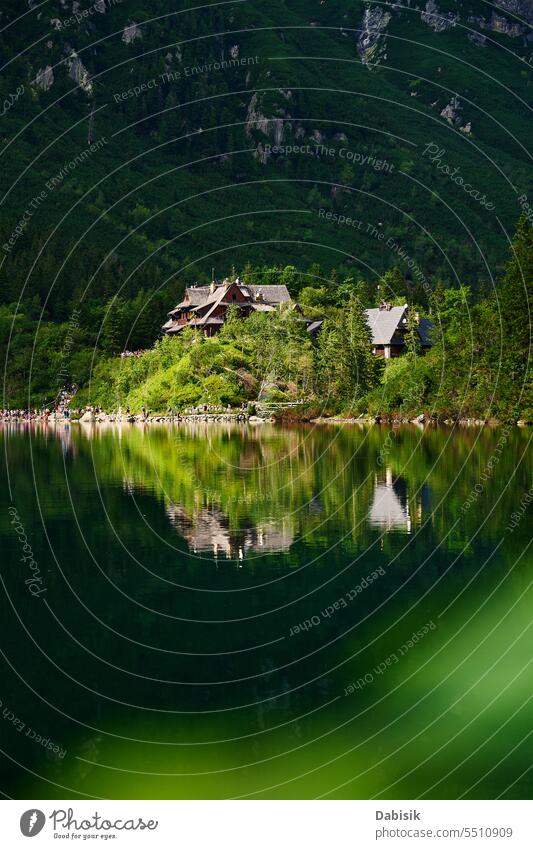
[185,286,212,306]
[306,320,324,336]
[249,284,291,303]
[250,303,277,312]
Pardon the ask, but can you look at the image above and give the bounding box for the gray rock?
[357,5,392,68]
[490,12,525,37]
[122,22,142,44]
[440,95,462,126]
[497,0,533,24]
[64,50,93,95]
[246,92,270,137]
[421,0,458,32]
[468,31,487,46]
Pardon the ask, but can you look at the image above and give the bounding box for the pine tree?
[498,216,533,415]
[405,307,421,358]
[317,295,378,404]
[379,266,406,304]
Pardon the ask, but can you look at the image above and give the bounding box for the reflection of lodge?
[166,504,294,558]
[368,468,429,533]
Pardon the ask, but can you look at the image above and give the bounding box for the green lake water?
[0,422,531,799]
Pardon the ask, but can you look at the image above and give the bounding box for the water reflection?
[0,421,532,800]
[369,469,412,533]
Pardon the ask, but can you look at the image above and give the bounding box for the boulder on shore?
[80,411,95,423]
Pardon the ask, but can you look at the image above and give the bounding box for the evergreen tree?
[379,267,406,304]
[317,295,378,404]
[101,296,129,355]
[498,216,533,415]
[405,307,421,358]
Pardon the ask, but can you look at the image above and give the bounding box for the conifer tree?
[498,216,533,415]
[317,295,378,403]
[405,307,421,358]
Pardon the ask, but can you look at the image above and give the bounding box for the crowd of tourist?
[1,392,254,425]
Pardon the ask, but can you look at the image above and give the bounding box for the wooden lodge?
[162,281,432,357]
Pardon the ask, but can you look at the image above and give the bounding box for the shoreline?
[308,416,532,427]
[1,413,530,428]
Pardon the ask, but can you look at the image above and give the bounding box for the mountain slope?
[0,0,531,312]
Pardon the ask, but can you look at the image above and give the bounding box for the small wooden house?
[366,303,432,358]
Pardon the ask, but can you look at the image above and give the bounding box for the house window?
[232,293,237,301]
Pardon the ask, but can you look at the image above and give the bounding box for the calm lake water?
[1,422,531,799]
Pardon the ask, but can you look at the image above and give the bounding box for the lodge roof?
[365,305,433,346]
[172,282,291,311]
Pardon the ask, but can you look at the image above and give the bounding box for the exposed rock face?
[467,4,530,38]
[421,0,458,32]
[255,142,271,165]
[122,22,142,44]
[357,5,392,67]
[246,92,293,157]
[440,95,462,125]
[496,0,533,25]
[440,95,471,132]
[468,31,487,46]
[229,44,239,59]
[246,92,271,137]
[272,117,285,145]
[64,50,93,95]
[33,66,54,91]
[95,0,107,11]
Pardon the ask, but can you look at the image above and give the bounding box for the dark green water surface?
[0,422,531,799]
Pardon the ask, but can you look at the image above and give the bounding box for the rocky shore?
[310,414,531,427]
[74,411,273,424]
[2,409,530,428]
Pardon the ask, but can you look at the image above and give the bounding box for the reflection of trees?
[2,423,530,558]
[1,424,531,800]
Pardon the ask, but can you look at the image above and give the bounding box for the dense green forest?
[0,216,531,418]
[0,0,531,416]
